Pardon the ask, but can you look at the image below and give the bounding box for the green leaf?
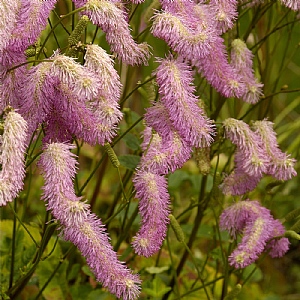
[122,133,141,151]
[82,265,95,278]
[143,276,171,298]
[69,284,94,300]
[118,155,140,170]
[87,289,115,300]
[67,263,81,281]
[168,170,190,189]
[37,259,68,300]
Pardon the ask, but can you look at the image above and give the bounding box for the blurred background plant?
[1,0,300,299]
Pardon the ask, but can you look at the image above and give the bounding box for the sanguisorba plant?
[0,0,300,299]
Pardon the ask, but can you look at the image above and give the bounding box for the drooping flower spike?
[132,170,171,257]
[223,118,269,177]
[220,200,290,268]
[230,39,264,104]
[154,57,215,147]
[0,0,57,67]
[151,4,217,61]
[221,118,297,195]
[73,0,150,65]
[39,142,141,300]
[0,108,27,206]
[252,120,297,180]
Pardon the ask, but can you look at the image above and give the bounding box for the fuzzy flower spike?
[223,118,269,177]
[220,200,290,268]
[0,107,27,206]
[73,0,150,65]
[154,57,215,147]
[230,39,264,104]
[132,169,171,257]
[39,143,141,300]
[252,120,297,180]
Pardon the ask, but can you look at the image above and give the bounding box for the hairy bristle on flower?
[84,44,122,103]
[209,0,238,34]
[1,0,57,67]
[194,36,245,98]
[151,4,216,61]
[229,216,272,268]
[219,168,261,196]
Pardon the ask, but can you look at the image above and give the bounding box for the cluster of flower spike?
[221,118,297,195]
[0,1,150,299]
[0,0,299,299]
[220,200,290,268]
[132,56,215,257]
[151,0,265,103]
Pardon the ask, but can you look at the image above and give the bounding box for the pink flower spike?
[0,108,27,206]
[132,170,171,257]
[81,0,150,65]
[220,168,261,196]
[154,57,215,147]
[220,200,290,268]
[229,216,273,268]
[0,0,19,52]
[209,0,238,34]
[280,0,300,10]
[219,200,267,238]
[84,44,122,103]
[51,53,101,101]
[252,120,297,180]
[231,39,264,104]
[266,219,290,258]
[151,3,217,61]
[194,36,245,98]
[39,142,141,299]
[223,118,269,177]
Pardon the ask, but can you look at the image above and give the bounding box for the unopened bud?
[224,284,242,300]
[169,214,185,243]
[68,15,89,47]
[194,147,211,175]
[285,230,300,240]
[105,143,120,168]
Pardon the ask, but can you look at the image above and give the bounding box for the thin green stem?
[78,153,107,195]
[103,202,129,225]
[8,203,38,247]
[112,116,144,147]
[7,59,53,72]
[120,76,156,106]
[166,233,180,298]
[9,200,17,289]
[34,245,76,300]
[36,6,86,60]
[113,205,139,252]
[26,151,43,168]
[47,18,60,49]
